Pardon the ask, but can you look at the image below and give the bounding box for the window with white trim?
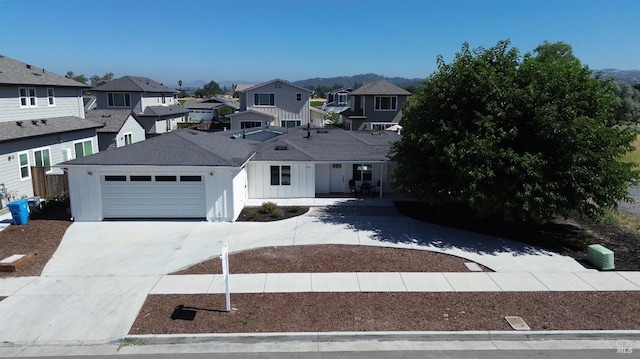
[374,96,397,111]
[47,88,55,106]
[34,148,51,172]
[254,93,275,106]
[352,164,372,182]
[18,152,30,179]
[270,165,291,186]
[107,93,131,107]
[337,93,348,105]
[18,87,37,108]
[281,120,301,128]
[74,139,93,158]
[123,133,133,145]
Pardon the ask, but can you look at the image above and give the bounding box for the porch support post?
[379,164,383,199]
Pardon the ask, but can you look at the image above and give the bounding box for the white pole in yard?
[220,243,231,312]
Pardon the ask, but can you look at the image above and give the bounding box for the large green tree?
[392,40,638,223]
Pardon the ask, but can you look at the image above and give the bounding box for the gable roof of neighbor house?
[85,109,139,133]
[138,104,190,117]
[61,129,255,167]
[91,75,179,94]
[241,79,312,94]
[251,127,399,162]
[0,54,89,87]
[183,97,240,110]
[349,80,411,96]
[0,116,103,143]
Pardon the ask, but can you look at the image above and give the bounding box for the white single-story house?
[61,126,399,222]
[85,109,145,151]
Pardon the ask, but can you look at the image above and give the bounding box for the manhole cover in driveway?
[505,316,530,331]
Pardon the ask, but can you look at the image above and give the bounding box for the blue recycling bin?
[8,199,29,225]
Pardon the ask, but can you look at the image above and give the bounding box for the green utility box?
[587,244,614,271]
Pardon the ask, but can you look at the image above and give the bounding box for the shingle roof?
[85,109,137,133]
[349,80,411,96]
[62,129,255,167]
[252,127,399,162]
[139,104,190,117]
[0,116,103,143]
[226,109,276,119]
[0,55,89,87]
[183,98,240,110]
[242,79,312,93]
[91,75,178,94]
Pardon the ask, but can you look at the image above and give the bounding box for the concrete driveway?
[0,199,590,344]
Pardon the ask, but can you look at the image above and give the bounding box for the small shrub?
[288,205,300,213]
[261,201,278,214]
[248,210,259,219]
[271,208,285,218]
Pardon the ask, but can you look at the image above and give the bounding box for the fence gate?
[31,166,68,197]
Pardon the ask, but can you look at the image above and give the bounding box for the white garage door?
[102,174,206,218]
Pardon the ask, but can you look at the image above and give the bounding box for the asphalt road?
[29,349,631,359]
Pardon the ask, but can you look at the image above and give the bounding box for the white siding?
[140,93,175,111]
[115,116,145,148]
[67,166,103,221]
[244,81,311,127]
[247,162,314,198]
[231,168,248,221]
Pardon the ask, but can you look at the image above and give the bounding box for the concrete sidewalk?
[148,271,640,294]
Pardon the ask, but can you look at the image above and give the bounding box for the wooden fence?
[31,166,68,197]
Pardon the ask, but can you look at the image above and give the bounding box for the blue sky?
[1,0,638,87]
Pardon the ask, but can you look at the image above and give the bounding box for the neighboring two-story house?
[227,79,313,130]
[344,80,411,131]
[323,87,353,125]
[90,76,189,137]
[0,55,102,208]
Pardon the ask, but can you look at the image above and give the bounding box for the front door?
[329,164,344,192]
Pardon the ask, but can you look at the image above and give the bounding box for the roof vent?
[32,72,42,76]
[31,120,38,125]
[101,114,112,118]
[16,121,23,127]
[26,64,31,69]
[275,145,288,150]
[371,132,381,135]
[316,130,328,133]
[40,119,47,124]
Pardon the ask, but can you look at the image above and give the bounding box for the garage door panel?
[102,176,205,218]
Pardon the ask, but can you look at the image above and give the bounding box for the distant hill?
[598,69,640,85]
[292,73,424,89]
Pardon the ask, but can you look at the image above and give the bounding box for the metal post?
[220,243,231,312]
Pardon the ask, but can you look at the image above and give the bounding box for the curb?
[122,330,640,345]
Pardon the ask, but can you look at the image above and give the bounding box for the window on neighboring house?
[107,93,131,107]
[74,140,93,158]
[166,119,171,132]
[270,165,291,186]
[337,93,348,105]
[296,93,302,102]
[240,121,262,129]
[281,120,301,128]
[254,93,275,106]
[47,88,55,106]
[352,164,372,182]
[18,152,30,180]
[28,88,37,107]
[34,148,51,172]
[123,133,133,145]
[374,96,397,111]
[18,87,37,107]
[162,94,166,104]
